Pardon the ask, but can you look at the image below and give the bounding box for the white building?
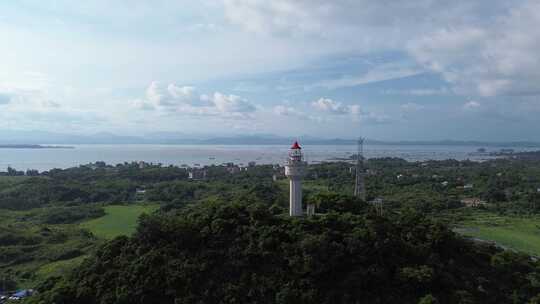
[285,141,306,217]
[188,169,207,180]
[135,188,146,201]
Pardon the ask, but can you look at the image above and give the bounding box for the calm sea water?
[0,144,533,172]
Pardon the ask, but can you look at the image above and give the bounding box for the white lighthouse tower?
[285,141,306,216]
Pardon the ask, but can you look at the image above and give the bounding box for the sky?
[0,0,539,141]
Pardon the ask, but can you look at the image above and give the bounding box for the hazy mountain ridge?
[0,130,538,147]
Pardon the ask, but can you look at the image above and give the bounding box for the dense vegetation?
[29,200,540,304]
[2,156,540,215]
[0,208,97,289]
[0,162,191,210]
[1,153,540,302]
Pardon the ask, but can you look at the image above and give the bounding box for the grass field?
[457,211,540,256]
[35,255,88,281]
[80,204,159,239]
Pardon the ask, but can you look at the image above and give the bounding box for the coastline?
[0,144,75,149]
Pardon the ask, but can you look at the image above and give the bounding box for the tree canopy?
[30,197,540,304]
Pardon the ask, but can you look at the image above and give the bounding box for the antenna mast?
[354,137,366,201]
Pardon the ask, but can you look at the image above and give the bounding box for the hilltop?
[29,199,540,304]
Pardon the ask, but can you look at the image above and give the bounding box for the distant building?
[369,197,384,204]
[306,203,316,216]
[188,169,207,180]
[441,181,449,187]
[369,198,385,216]
[366,169,377,176]
[135,188,146,201]
[461,198,486,207]
[464,183,474,190]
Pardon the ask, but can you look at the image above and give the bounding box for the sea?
[0,144,535,172]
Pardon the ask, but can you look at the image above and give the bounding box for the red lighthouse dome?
[291,141,301,149]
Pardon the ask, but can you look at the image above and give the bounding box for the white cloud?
[131,99,155,111]
[2,1,539,138]
[222,1,513,49]
[308,63,422,90]
[311,97,359,115]
[0,84,64,112]
[209,92,255,114]
[309,97,388,124]
[463,100,481,110]
[273,105,297,116]
[273,104,316,121]
[135,82,257,118]
[144,81,197,108]
[167,84,196,103]
[408,1,540,98]
[348,105,361,116]
[408,89,447,96]
[224,1,540,99]
[0,84,107,132]
[145,81,165,105]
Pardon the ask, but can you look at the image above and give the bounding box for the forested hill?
[30,199,540,304]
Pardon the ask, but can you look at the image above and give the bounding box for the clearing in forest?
[457,212,540,256]
[80,204,159,239]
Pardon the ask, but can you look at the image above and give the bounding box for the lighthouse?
[285,141,306,216]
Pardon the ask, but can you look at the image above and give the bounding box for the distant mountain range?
[0,130,539,147]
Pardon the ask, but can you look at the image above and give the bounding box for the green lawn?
[80,204,159,239]
[457,211,540,256]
